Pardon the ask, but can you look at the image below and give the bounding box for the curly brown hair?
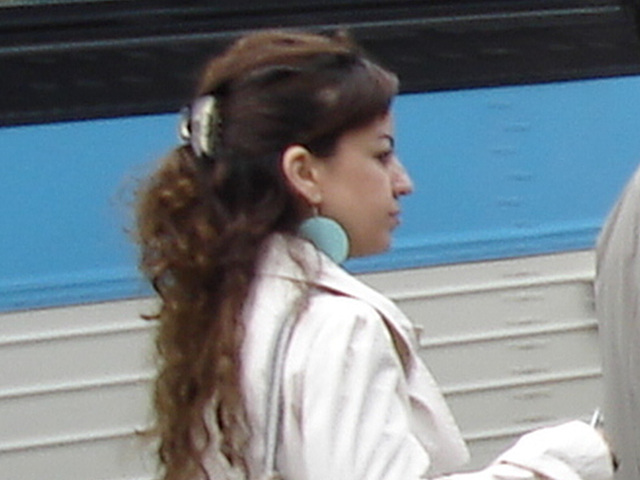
[135,29,397,480]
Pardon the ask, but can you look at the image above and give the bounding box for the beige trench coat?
[207,234,613,480]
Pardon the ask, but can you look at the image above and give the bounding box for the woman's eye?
[376,151,393,164]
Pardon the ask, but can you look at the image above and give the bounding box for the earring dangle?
[298,214,350,264]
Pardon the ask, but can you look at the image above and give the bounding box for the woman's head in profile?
[135,29,410,480]
[189,29,406,246]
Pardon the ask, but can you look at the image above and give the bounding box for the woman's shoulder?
[292,289,394,353]
[309,287,382,320]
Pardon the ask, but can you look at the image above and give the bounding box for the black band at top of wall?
[2,0,640,126]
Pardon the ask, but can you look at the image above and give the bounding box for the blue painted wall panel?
[0,116,176,310]
[3,77,640,310]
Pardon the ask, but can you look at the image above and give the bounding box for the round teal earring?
[298,215,349,264]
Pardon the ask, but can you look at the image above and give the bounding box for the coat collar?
[258,234,416,344]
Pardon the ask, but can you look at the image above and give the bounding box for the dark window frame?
[2,0,640,126]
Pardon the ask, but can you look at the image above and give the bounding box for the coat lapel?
[260,235,470,474]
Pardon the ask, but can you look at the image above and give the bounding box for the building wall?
[0,250,600,478]
[2,76,640,478]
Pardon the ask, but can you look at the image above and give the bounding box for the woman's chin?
[349,240,391,259]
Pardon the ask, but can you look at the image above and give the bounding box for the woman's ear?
[281,145,323,205]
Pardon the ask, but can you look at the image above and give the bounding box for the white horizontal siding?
[360,249,601,470]
[0,300,156,480]
[0,250,601,478]
[1,435,155,480]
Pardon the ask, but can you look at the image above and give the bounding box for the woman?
[135,29,614,480]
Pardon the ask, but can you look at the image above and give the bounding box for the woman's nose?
[392,158,414,196]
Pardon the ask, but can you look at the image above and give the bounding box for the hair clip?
[178,95,220,158]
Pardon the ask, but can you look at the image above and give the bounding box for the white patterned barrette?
[178,95,220,158]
